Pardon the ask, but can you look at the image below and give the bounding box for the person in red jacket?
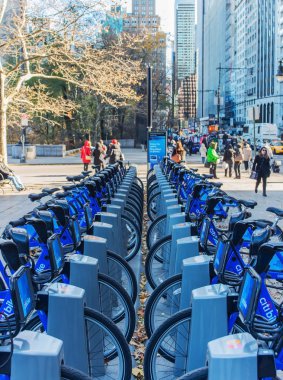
[80,134,91,171]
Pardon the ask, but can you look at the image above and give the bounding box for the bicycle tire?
[144,274,182,337]
[61,365,92,380]
[176,368,208,380]
[147,191,162,221]
[144,308,192,379]
[133,177,144,192]
[121,215,141,262]
[25,307,132,379]
[107,249,138,303]
[98,273,136,341]
[124,206,142,231]
[145,235,172,289]
[147,214,167,249]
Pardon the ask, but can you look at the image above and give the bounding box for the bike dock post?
[83,235,108,274]
[69,255,100,311]
[91,221,122,286]
[166,214,187,236]
[101,205,127,257]
[169,235,199,278]
[46,283,96,374]
[164,223,191,273]
[185,284,231,373]
[7,331,63,380]
[207,333,258,380]
[94,213,124,257]
[178,256,211,311]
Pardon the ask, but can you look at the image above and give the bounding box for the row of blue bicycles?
[0,161,143,380]
[144,157,283,380]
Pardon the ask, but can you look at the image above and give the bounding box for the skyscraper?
[124,0,160,33]
[132,0,156,17]
[175,0,195,83]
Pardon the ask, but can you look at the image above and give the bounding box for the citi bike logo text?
[259,298,277,323]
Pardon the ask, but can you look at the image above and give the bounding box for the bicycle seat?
[266,207,283,217]
[238,199,257,209]
[66,175,84,182]
[55,192,70,199]
[41,187,60,195]
[8,217,26,227]
[213,182,223,188]
[82,171,92,176]
[28,192,48,202]
[62,184,77,192]
[202,174,214,179]
[189,168,198,172]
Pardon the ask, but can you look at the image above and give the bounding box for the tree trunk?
[0,70,7,163]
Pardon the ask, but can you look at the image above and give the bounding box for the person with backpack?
[207,141,219,179]
[93,141,105,170]
[223,144,234,177]
[252,147,271,197]
[243,143,252,171]
[233,144,243,179]
[107,139,124,164]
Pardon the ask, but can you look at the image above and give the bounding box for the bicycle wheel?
[147,191,162,221]
[98,273,136,341]
[144,308,192,380]
[145,274,182,337]
[121,215,141,262]
[147,214,167,249]
[61,365,92,380]
[107,249,138,303]
[25,308,132,380]
[145,235,172,289]
[124,206,142,231]
[176,368,208,380]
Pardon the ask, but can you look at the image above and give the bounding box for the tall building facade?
[196,0,226,119]
[175,0,195,83]
[124,0,160,33]
[196,0,280,131]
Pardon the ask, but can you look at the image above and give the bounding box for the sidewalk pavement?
[8,148,147,165]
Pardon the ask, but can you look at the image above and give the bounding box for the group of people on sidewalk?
[81,134,124,171]
[201,140,271,197]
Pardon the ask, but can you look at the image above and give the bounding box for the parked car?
[271,141,283,155]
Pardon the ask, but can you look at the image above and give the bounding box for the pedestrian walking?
[207,142,219,179]
[223,144,234,177]
[233,144,243,179]
[107,139,124,164]
[171,147,182,163]
[176,139,186,161]
[0,155,24,191]
[93,141,105,171]
[252,147,271,197]
[80,133,92,171]
[199,143,207,164]
[243,143,252,171]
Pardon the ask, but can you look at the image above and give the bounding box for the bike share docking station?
[1,330,64,380]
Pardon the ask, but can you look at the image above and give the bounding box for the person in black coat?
[223,144,234,177]
[252,147,271,197]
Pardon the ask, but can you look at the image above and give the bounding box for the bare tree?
[0,0,144,161]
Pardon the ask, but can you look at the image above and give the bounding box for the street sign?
[148,131,167,169]
[21,114,29,127]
